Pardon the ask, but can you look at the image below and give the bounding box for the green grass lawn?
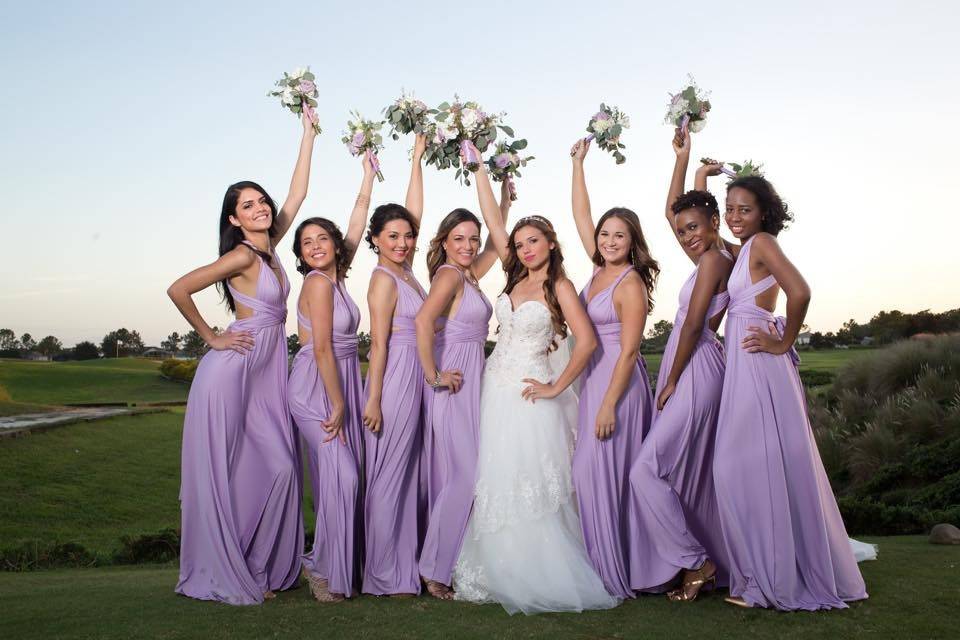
[0,358,188,407]
[0,408,315,557]
[0,536,956,639]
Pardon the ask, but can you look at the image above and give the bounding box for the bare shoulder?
[367,269,397,299]
[223,244,258,269]
[698,250,733,274]
[302,272,334,298]
[750,232,781,253]
[552,276,578,300]
[615,269,646,297]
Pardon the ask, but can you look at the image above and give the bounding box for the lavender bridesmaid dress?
[573,266,653,599]
[176,243,303,605]
[362,263,426,595]
[713,235,867,610]
[419,265,492,587]
[288,270,364,597]
[628,255,731,592]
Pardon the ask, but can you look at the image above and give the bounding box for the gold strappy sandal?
[667,560,717,602]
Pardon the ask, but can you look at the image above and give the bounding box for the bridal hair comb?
[515,215,553,229]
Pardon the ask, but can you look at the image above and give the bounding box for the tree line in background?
[2,307,957,363]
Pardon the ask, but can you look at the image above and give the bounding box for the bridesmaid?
[415,181,512,599]
[698,161,868,609]
[569,138,658,598]
[168,115,315,605]
[362,134,428,596]
[627,130,733,601]
[287,152,377,602]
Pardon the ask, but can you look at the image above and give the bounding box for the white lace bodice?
[484,295,556,386]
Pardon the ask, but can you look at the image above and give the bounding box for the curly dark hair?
[726,176,793,236]
[671,189,719,219]
[591,207,660,313]
[292,217,351,280]
[365,203,419,251]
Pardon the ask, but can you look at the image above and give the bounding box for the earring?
[373,246,380,254]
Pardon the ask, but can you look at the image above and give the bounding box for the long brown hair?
[426,208,482,281]
[502,216,567,351]
[591,207,660,313]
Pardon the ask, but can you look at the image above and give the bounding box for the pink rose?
[594,110,611,121]
[298,80,316,94]
[494,153,511,169]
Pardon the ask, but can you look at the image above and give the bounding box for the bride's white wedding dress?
[452,294,620,615]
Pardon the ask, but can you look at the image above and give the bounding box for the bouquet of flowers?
[700,157,764,180]
[267,67,322,134]
[342,112,386,181]
[486,139,534,201]
[423,96,512,185]
[665,76,711,137]
[584,104,630,164]
[383,92,432,140]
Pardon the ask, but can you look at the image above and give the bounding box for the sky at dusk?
[2,1,958,346]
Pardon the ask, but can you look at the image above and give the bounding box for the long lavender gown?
[288,270,363,598]
[419,265,492,587]
[176,243,303,605]
[363,263,426,595]
[573,266,653,599]
[628,255,731,592]
[713,235,867,610]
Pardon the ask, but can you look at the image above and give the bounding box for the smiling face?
[229,187,273,233]
[298,223,337,272]
[675,208,720,257]
[373,218,415,265]
[725,186,763,240]
[512,224,554,271]
[443,220,481,269]
[596,216,632,265]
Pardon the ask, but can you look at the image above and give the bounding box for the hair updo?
[671,189,719,219]
[365,203,419,251]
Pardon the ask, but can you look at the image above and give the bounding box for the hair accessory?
[515,215,553,229]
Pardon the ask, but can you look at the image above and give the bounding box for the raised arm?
[570,138,596,257]
[272,114,319,245]
[362,272,397,433]
[694,159,723,192]
[167,248,256,353]
[403,134,427,251]
[666,129,690,224]
[743,233,811,355]
[594,274,648,438]
[656,252,726,410]
[344,153,377,268]
[521,279,598,402]
[415,268,464,392]
[473,179,513,279]
[470,146,511,263]
[304,276,346,443]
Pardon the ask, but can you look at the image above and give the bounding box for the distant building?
[143,347,173,359]
[861,336,875,346]
[23,351,50,361]
[797,331,811,346]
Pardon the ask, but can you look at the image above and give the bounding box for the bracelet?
[427,370,441,388]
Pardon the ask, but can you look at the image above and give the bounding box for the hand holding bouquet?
[486,139,534,201]
[700,157,764,180]
[665,75,711,140]
[268,67,321,135]
[383,92,432,140]
[342,112,386,182]
[583,104,630,164]
[423,96,512,185]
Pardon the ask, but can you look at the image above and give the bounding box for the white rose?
[620,115,631,129]
[460,108,480,135]
[291,67,307,79]
[281,87,298,106]
[689,119,706,133]
[592,118,611,134]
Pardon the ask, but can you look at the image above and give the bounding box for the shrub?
[113,528,180,564]
[0,541,98,571]
[160,359,198,382]
[799,369,835,387]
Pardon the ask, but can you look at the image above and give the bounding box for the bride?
[450,146,620,615]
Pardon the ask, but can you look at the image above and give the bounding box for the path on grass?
[0,408,132,435]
